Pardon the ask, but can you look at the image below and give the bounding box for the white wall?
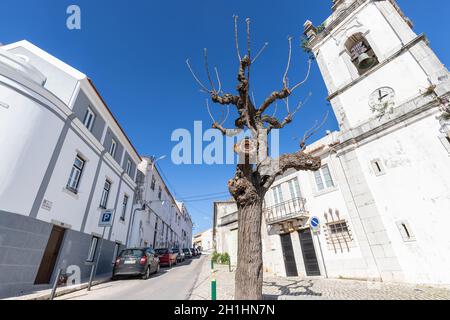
[0,40,140,247]
[0,80,64,216]
[356,113,450,284]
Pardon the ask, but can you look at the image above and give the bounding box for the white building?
[193,229,214,253]
[214,0,450,286]
[128,157,193,249]
[0,40,192,299]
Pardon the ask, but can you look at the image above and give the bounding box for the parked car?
[155,248,177,267]
[112,247,160,280]
[183,248,193,258]
[191,248,199,257]
[172,247,185,262]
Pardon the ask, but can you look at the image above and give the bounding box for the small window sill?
[313,186,339,198]
[63,187,79,199]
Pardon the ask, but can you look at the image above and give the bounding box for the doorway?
[280,233,298,277]
[298,229,321,276]
[34,225,66,284]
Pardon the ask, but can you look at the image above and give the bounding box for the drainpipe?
[127,204,146,247]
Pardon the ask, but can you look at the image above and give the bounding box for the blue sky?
[1,0,449,233]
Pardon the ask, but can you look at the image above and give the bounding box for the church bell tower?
[301,0,450,284]
[303,0,449,130]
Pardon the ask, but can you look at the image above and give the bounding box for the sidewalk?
[189,257,450,300]
[188,256,235,300]
[4,274,111,301]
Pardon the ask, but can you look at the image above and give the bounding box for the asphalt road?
[57,255,206,300]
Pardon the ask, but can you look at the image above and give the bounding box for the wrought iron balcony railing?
[264,197,309,225]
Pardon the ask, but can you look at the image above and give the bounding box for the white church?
[214,0,450,285]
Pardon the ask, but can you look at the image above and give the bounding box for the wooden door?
[34,226,66,284]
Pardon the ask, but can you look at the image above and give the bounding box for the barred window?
[328,221,349,235]
[325,219,353,253]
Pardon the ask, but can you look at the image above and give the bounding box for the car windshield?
[155,249,169,254]
[119,249,144,258]
[183,249,190,253]
[171,248,179,252]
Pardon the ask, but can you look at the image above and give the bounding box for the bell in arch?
[357,52,376,70]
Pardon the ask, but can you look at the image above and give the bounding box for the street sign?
[310,216,320,233]
[99,209,115,227]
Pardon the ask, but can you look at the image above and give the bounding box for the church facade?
[214,0,450,285]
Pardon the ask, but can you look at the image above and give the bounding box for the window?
[83,107,95,131]
[325,220,353,253]
[67,155,85,194]
[345,33,379,76]
[396,220,416,242]
[439,135,450,153]
[288,178,302,199]
[120,195,129,221]
[314,164,335,192]
[371,159,385,176]
[109,139,117,158]
[272,185,284,205]
[158,186,162,200]
[151,175,156,191]
[100,180,111,209]
[87,237,99,262]
[328,221,349,235]
[126,159,132,176]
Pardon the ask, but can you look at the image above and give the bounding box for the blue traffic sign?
[311,217,320,228]
[99,209,115,227]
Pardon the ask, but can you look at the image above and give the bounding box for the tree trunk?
[235,198,263,300]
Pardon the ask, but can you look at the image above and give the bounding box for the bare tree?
[187,17,326,300]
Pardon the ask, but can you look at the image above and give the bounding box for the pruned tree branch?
[258,150,322,190]
[282,36,293,88]
[234,15,242,61]
[290,58,313,92]
[204,48,216,92]
[299,111,329,151]
[252,42,269,64]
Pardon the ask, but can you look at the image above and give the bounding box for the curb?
[6,277,111,301]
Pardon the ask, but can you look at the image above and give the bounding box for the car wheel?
[142,267,150,280]
[111,275,117,281]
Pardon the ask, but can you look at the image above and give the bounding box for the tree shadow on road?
[263,279,322,299]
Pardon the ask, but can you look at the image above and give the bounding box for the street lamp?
[150,155,166,170]
[127,199,166,247]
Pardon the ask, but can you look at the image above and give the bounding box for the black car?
[182,248,193,258]
[112,247,160,280]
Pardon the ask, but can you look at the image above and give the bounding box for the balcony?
[264,198,309,225]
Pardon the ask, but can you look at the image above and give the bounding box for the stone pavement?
[4,273,111,300]
[189,257,450,300]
